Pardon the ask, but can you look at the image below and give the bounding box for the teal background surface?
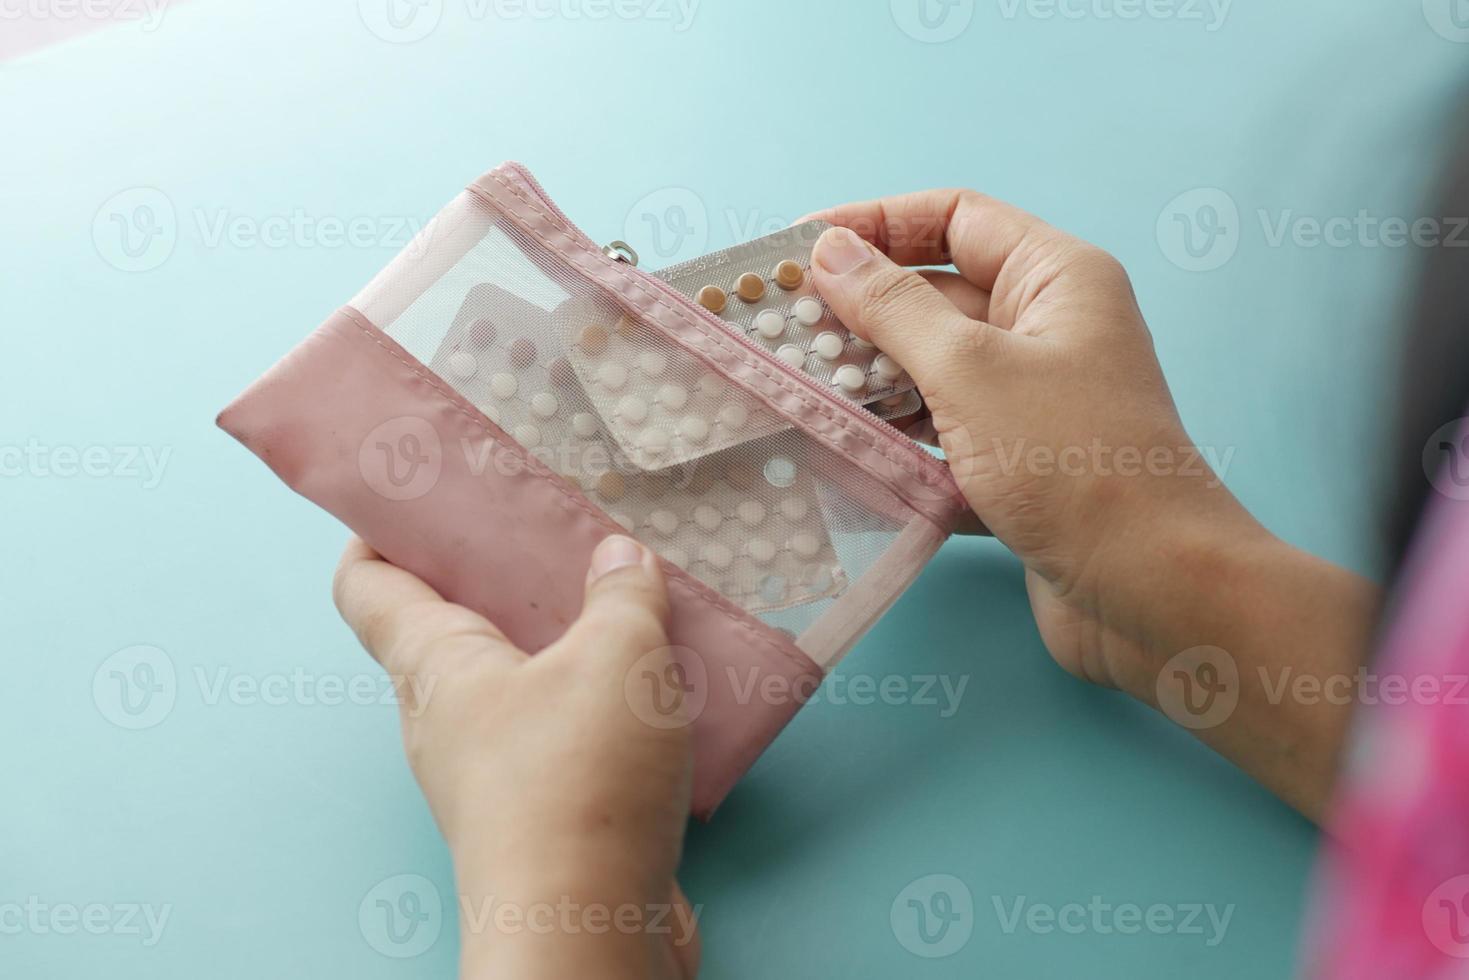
[3,1,1466,976]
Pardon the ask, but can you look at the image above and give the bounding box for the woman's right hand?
[806,191,1379,821]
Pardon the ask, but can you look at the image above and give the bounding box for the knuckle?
[582,600,669,651]
[858,267,932,325]
[1067,242,1132,288]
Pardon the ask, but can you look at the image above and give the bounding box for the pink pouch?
[218,162,965,819]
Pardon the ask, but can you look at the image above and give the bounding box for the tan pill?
[578,323,609,355]
[597,472,626,502]
[697,285,728,315]
[736,272,766,303]
[774,260,805,291]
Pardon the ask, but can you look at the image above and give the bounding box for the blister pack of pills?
[657,221,919,416]
[423,287,849,614]
[566,222,921,473]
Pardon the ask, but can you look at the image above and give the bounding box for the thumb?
[809,226,1006,397]
[553,534,672,669]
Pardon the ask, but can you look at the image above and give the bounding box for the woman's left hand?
[333,534,702,979]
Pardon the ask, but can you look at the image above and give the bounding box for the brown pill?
[510,338,538,369]
[548,357,576,388]
[697,285,728,315]
[774,260,805,291]
[470,318,497,347]
[736,272,766,303]
[597,472,626,502]
[578,323,609,355]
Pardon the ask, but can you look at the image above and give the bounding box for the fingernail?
[814,227,873,276]
[590,535,646,582]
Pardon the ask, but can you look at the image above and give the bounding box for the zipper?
[498,161,951,491]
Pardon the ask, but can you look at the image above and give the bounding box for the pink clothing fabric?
[1312,425,1469,977]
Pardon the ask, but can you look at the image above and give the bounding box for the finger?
[669,881,702,980]
[332,537,525,676]
[801,189,1061,292]
[810,226,1010,396]
[547,535,672,669]
[920,269,991,323]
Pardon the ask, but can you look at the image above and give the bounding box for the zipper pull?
[602,241,639,267]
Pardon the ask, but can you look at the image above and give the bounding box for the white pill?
[704,542,734,570]
[664,548,689,570]
[737,500,767,527]
[612,513,636,533]
[616,395,649,425]
[813,331,845,361]
[780,496,810,522]
[639,351,667,377]
[478,403,501,424]
[833,365,867,394]
[572,412,599,438]
[514,424,542,448]
[790,532,821,558]
[530,392,559,419]
[657,384,689,411]
[448,351,478,380]
[718,404,749,429]
[694,505,723,532]
[490,373,518,399]
[597,361,629,390]
[851,335,878,350]
[874,353,904,381]
[792,296,824,326]
[697,373,724,398]
[775,344,806,369]
[679,416,711,444]
[649,509,680,537]
[747,539,777,564]
[638,427,671,456]
[754,310,787,339]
